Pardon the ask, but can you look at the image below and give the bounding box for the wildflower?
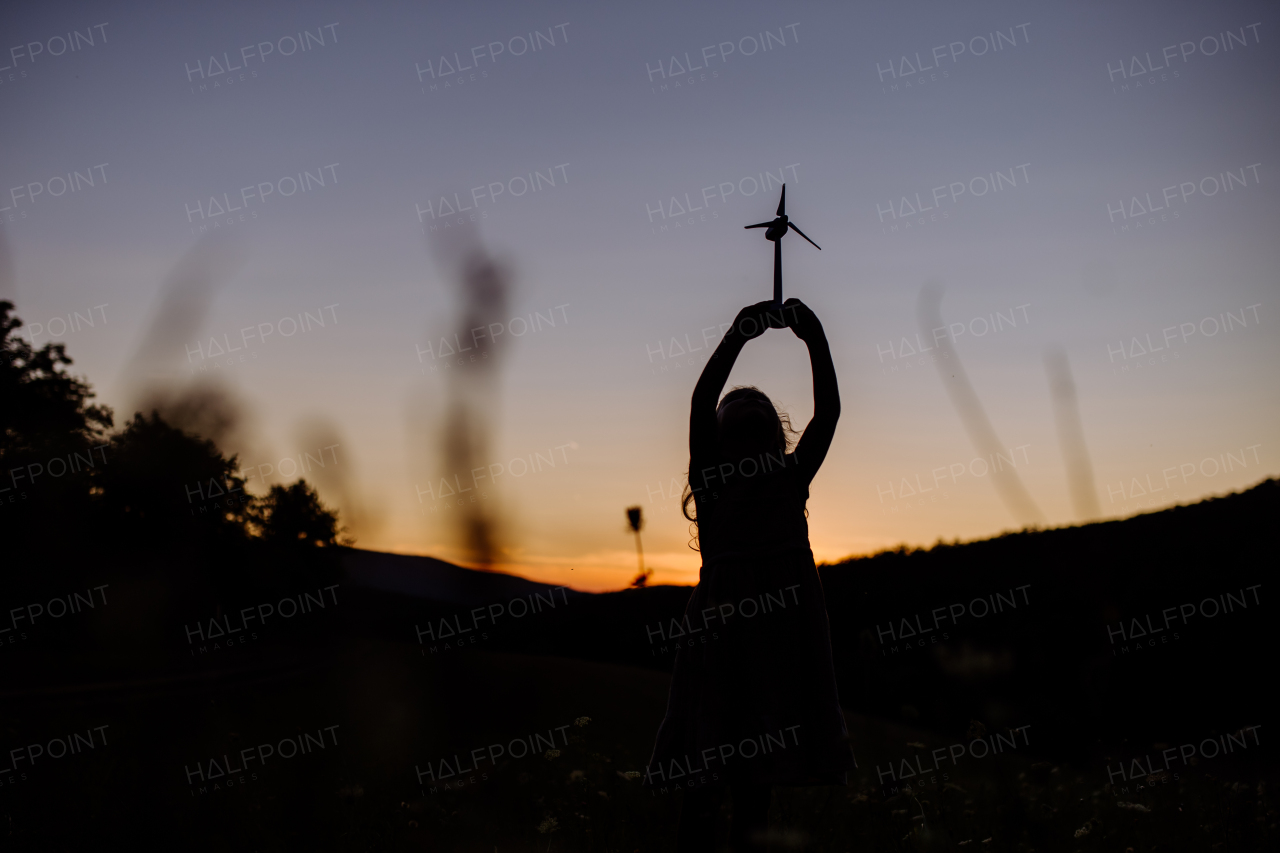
[1117,801,1150,812]
[537,816,559,834]
[575,716,592,727]
[545,749,562,760]
[1074,823,1091,838]
[966,720,988,739]
[617,770,641,781]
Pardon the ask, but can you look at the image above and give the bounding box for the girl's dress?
[646,450,856,788]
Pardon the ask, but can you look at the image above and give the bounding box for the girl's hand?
[782,298,823,342]
[730,300,788,340]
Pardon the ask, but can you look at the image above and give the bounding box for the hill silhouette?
[818,478,1275,758]
[344,479,1274,761]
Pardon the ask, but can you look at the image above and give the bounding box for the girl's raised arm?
[785,299,841,486]
[690,301,782,461]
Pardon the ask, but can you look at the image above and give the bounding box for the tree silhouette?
[1,299,345,596]
[2,301,117,555]
[256,479,345,548]
[0,300,113,460]
[92,410,254,545]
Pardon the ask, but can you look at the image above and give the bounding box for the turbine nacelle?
[743,184,820,304]
[764,215,788,242]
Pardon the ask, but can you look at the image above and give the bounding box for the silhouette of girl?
[645,299,855,851]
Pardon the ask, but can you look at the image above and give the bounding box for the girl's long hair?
[680,386,798,551]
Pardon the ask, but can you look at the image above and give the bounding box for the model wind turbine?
[744,184,821,305]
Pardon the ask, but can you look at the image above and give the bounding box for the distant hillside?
[341,547,584,606]
[341,479,1276,759]
[817,477,1276,756]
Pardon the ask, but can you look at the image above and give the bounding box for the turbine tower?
[744,184,821,305]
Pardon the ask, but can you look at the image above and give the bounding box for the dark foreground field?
[2,635,1275,851]
[2,481,1276,850]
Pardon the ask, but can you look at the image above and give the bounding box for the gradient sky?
[3,0,1277,591]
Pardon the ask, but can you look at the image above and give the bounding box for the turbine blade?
[788,222,821,250]
[776,184,786,217]
[744,221,773,229]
